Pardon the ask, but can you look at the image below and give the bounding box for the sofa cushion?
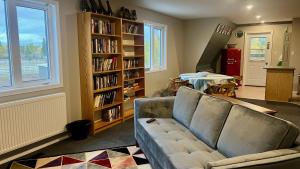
[136,118,226,169]
[190,95,232,148]
[173,87,203,128]
[217,105,299,158]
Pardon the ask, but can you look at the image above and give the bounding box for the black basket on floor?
[66,120,91,140]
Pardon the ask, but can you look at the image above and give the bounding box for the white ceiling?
[127,0,300,24]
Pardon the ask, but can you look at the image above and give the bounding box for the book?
[94,91,117,108]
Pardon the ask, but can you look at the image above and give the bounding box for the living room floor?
[236,86,265,100]
[0,119,135,169]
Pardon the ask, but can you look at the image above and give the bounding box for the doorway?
[243,32,273,86]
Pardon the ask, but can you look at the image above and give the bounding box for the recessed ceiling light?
[246,5,253,10]
[256,15,261,19]
[261,20,265,24]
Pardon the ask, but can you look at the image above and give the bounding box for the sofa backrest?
[217,105,299,157]
[189,95,233,148]
[173,87,203,128]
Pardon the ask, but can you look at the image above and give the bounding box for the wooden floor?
[236,86,300,104]
[236,86,265,100]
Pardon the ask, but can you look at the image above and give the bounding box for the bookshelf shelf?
[123,55,144,58]
[94,101,123,112]
[94,85,122,93]
[78,12,145,135]
[123,44,144,47]
[122,32,144,37]
[124,88,145,95]
[94,118,123,131]
[122,18,144,24]
[93,69,121,74]
[124,77,145,82]
[92,33,121,38]
[124,67,145,71]
[92,53,122,56]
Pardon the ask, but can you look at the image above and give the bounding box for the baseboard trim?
[0,134,69,165]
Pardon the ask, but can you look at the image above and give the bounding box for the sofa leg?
[136,140,139,147]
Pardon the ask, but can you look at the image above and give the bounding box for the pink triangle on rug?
[62,156,83,165]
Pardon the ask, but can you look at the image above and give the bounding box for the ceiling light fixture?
[256,15,261,19]
[246,5,253,10]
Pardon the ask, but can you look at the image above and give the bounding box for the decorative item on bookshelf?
[106,0,113,16]
[118,7,138,21]
[97,0,106,14]
[122,23,139,34]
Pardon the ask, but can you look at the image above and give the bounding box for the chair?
[206,82,237,98]
[168,77,189,95]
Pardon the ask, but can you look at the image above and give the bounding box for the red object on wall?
[221,48,241,76]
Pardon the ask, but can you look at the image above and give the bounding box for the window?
[144,22,166,72]
[249,37,267,61]
[0,0,61,95]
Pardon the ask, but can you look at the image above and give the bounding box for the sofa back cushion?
[190,95,233,148]
[217,105,299,157]
[173,87,203,128]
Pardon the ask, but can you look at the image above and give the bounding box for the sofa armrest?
[134,96,175,119]
[207,148,300,169]
[134,97,175,139]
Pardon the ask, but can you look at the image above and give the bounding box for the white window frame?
[144,21,167,73]
[0,0,63,97]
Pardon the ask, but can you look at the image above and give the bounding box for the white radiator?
[0,93,67,155]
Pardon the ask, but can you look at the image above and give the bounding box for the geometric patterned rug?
[9,146,152,169]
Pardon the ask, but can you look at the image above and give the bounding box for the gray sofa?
[134,86,300,169]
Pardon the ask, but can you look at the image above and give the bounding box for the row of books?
[124,71,140,80]
[92,38,118,54]
[91,19,116,35]
[123,59,140,69]
[102,106,121,122]
[94,74,118,90]
[94,91,117,108]
[93,57,118,72]
[122,24,139,34]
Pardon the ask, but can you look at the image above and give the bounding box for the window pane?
[250,37,267,49]
[0,0,11,87]
[153,28,162,70]
[144,24,151,69]
[250,49,266,61]
[17,6,50,82]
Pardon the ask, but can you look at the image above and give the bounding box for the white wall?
[228,24,292,76]
[0,0,184,123]
[182,18,218,73]
[108,1,184,96]
[182,18,233,73]
[290,18,300,91]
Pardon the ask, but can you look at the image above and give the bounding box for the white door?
[244,32,272,86]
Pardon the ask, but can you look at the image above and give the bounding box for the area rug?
[9,146,152,169]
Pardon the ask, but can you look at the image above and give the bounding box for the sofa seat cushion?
[173,87,203,128]
[217,105,300,158]
[137,118,226,169]
[190,95,232,148]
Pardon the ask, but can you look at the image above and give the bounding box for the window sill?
[0,82,63,98]
[146,68,167,74]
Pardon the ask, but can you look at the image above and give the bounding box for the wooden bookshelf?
[78,12,145,135]
[122,19,145,118]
